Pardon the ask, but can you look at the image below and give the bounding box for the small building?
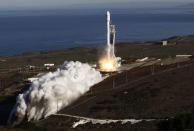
[162,40,177,46]
[44,63,55,70]
[162,41,168,46]
[27,77,38,82]
[44,64,55,67]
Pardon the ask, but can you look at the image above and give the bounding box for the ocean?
[0,13,194,56]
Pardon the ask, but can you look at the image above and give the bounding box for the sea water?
[0,13,194,56]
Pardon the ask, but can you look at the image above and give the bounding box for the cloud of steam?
[8,61,102,125]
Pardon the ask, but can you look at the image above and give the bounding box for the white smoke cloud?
[8,61,102,125]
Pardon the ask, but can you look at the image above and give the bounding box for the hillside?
[0,35,194,130]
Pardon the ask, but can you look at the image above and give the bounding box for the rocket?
[107,11,111,47]
[107,11,116,46]
[107,11,116,59]
[98,11,119,72]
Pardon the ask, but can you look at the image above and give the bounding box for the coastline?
[1,34,194,57]
[0,34,193,73]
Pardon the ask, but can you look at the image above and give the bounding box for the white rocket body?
[107,11,116,60]
[107,11,111,47]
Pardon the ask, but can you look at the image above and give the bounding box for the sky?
[0,0,193,10]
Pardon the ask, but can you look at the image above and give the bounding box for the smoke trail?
[8,61,102,126]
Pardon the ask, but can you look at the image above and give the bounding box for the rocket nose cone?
[107,11,111,21]
[107,11,110,16]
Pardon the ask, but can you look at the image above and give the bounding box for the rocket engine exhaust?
[8,61,103,126]
[99,11,121,72]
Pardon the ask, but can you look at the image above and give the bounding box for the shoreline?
[0,34,194,70]
[1,34,194,57]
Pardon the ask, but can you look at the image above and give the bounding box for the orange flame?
[99,57,118,72]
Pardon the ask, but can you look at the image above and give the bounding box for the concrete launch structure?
[107,11,116,60]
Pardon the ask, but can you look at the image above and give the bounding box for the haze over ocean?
[0,10,194,56]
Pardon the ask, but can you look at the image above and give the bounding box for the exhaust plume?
[8,61,102,125]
